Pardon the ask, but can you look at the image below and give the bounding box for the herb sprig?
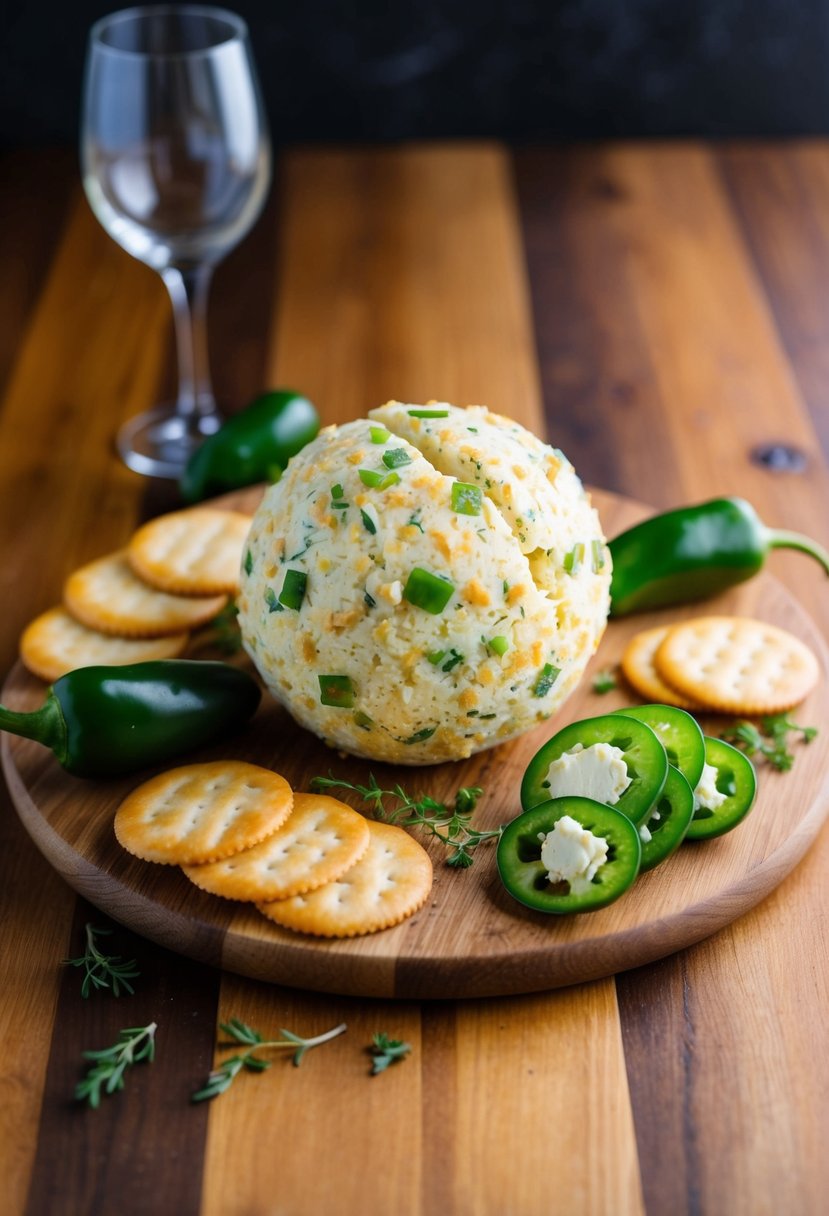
[721,714,818,772]
[309,775,500,868]
[192,1018,347,1102]
[592,668,617,695]
[64,924,140,998]
[368,1033,412,1075]
[75,1023,157,1108]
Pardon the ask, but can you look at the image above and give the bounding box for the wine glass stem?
[161,264,217,421]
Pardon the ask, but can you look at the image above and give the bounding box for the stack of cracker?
[115,760,433,939]
[19,508,251,681]
[621,616,819,714]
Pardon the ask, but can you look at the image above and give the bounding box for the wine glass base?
[116,405,222,479]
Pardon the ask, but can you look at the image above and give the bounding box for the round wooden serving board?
[3,488,828,999]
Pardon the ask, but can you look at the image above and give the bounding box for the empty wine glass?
[81,5,271,477]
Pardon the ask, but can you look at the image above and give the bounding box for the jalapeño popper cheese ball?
[238,403,611,764]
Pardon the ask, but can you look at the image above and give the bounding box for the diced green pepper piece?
[488,635,509,657]
[369,425,390,444]
[451,481,483,516]
[407,408,449,418]
[318,675,355,708]
[591,540,605,572]
[564,543,586,575]
[426,649,447,665]
[331,483,344,499]
[403,568,455,614]
[533,662,561,697]
[353,711,374,731]
[279,569,307,611]
[358,468,401,490]
[382,448,412,469]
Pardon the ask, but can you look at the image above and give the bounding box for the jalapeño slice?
[497,797,641,914]
[637,764,695,871]
[613,703,706,791]
[520,713,667,825]
[685,736,757,841]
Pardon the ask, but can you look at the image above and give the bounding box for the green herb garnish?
[407,408,449,418]
[360,508,377,535]
[451,481,483,516]
[441,648,465,673]
[720,714,818,772]
[318,675,355,708]
[279,569,307,611]
[402,568,454,614]
[64,924,140,999]
[592,668,617,694]
[403,726,437,745]
[368,1033,412,1075]
[407,512,424,533]
[309,775,498,868]
[382,448,412,470]
[192,1019,347,1102]
[75,1023,157,1108]
[426,649,446,665]
[533,662,561,697]
[264,586,284,613]
[331,483,344,499]
[243,549,253,576]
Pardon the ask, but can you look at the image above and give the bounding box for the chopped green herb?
[331,500,349,510]
[451,481,483,516]
[264,587,284,613]
[502,580,510,598]
[441,648,464,673]
[591,539,606,572]
[318,675,355,708]
[279,569,307,611]
[467,426,478,433]
[75,1023,157,1108]
[479,712,497,720]
[592,668,617,694]
[369,425,390,444]
[407,408,449,418]
[364,590,376,609]
[331,483,344,499]
[533,662,561,697]
[358,468,401,491]
[407,511,424,533]
[563,543,585,575]
[426,649,446,665]
[402,568,454,614]
[63,924,140,999]
[368,1033,412,1075]
[466,709,479,717]
[243,549,254,577]
[403,726,437,745]
[382,448,412,470]
[192,1019,347,1102]
[487,635,509,657]
[720,714,818,772]
[360,508,377,535]
[353,711,374,731]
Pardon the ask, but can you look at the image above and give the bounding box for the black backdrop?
[2,0,827,147]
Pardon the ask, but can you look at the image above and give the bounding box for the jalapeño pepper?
[609,496,829,616]
[0,660,261,777]
[180,389,319,503]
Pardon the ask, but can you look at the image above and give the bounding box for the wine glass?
[81,5,271,478]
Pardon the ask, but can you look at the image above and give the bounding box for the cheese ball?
[238,403,611,765]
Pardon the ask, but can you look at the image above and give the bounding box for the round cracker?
[181,793,370,901]
[127,508,252,596]
[655,615,820,714]
[20,607,188,683]
[257,820,433,938]
[115,761,293,865]
[65,550,227,637]
[620,624,704,710]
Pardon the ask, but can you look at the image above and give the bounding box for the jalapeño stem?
[764,528,829,574]
[0,694,66,758]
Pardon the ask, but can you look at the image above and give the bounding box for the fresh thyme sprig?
[721,714,818,772]
[309,775,499,868]
[192,1018,348,1102]
[368,1033,412,1075]
[592,668,617,694]
[63,924,140,998]
[75,1023,157,1108]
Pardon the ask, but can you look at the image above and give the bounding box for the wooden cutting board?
[3,487,827,999]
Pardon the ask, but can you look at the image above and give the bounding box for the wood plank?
[518,142,829,1215]
[199,144,642,1215]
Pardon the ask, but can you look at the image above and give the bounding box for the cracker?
[64,550,227,637]
[127,508,251,595]
[655,615,820,714]
[20,607,188,683]
[115,761,293,865]
[257,820,433,938]
[182,792,370,901]
[620,624,704,710]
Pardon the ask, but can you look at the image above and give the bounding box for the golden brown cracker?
[256,820,433,938]
[182,792,370,901]
[19,607,188,683]
[115,761,293,865]
[655,615,819,714]
[620,624,704,710]
[64,550,227,637]
[127,508,251,596]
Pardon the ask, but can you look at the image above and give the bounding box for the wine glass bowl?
[81,6,271,477]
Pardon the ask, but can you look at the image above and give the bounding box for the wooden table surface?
[1,142,827,1216]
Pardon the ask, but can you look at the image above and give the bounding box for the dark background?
[1,0,828,148]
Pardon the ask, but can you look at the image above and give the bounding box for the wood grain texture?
[518,143,829,1216]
